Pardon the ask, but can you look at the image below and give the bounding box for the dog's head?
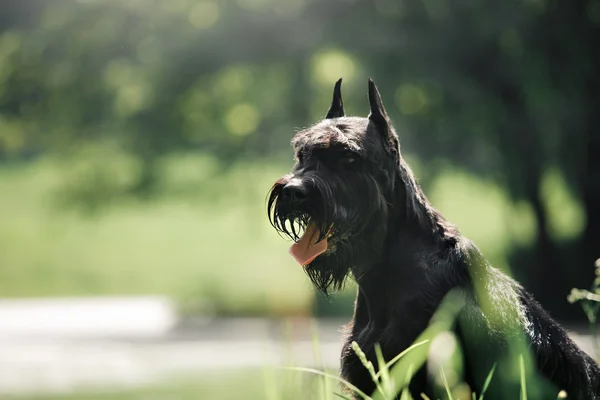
[267,79,403,293]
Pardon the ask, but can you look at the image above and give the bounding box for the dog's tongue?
[289,222,328,266]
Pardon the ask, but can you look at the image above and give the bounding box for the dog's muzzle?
[280,177,307,205]
[269,174,337,267]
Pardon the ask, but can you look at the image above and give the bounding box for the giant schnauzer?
[267,79,600,399]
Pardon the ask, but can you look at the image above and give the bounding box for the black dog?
[268,79,600,399]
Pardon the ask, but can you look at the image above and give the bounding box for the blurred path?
[0,297,344,395]
[0,297,595,395]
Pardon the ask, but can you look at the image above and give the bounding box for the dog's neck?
[349,158,459,285]
[392,158,459,245]
[351,220,463,338]
[350,160,461,316]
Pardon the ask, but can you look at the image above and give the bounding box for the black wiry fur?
[267,79,600,399]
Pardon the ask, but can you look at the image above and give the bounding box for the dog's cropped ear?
[325,78,345,119]
[368,78,389,127]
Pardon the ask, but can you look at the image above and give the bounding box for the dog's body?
[268,79,600,399]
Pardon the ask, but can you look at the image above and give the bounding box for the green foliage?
[289,290,563,400]
[568,259,600,360]
[567,259,600,323]
[1,0,598,317]
[479,364,497,400]
[9,282,594,400]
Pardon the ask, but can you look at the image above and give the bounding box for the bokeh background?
[0,0,598,398]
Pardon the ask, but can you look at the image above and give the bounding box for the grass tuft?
[478,363,497,400]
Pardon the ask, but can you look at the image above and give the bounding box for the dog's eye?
[340,153,357,166]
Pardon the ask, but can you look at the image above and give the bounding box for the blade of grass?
[439,366,454,400]
[382,290,467,400]
[376,325,434,400]
[352,341,387,399]
[375,343,394,398]
[478,363,496,400]
[334,393,355,400]
[398,364,415,400]
[519,354,527,400]
[421,394,432,400]
[311,320,331,400]
[399,387,411,400]
[374,340,430,380]
[284,366,372,400]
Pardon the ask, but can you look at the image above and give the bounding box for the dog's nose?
[281,180,307,203]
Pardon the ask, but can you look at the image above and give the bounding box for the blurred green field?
[0,153,314,315]
[0,152,580,315]
[6,369,341,400]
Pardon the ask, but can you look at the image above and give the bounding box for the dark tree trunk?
[581,102,600,271]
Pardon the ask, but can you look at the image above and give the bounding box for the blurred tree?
[332,0,600,316]
[0,0,598,318]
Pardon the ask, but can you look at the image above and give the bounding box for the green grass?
[289,291,565,400]
[5,288,590,400]
[2,340,569,400]
[0,154,313,315]
[0,152,579,315]
[5,368,343,400]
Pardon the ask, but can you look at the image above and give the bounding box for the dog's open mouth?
[289,221,334,266]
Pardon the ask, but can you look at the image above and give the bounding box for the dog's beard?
[267,175,388,294]
[303,237,355,294]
